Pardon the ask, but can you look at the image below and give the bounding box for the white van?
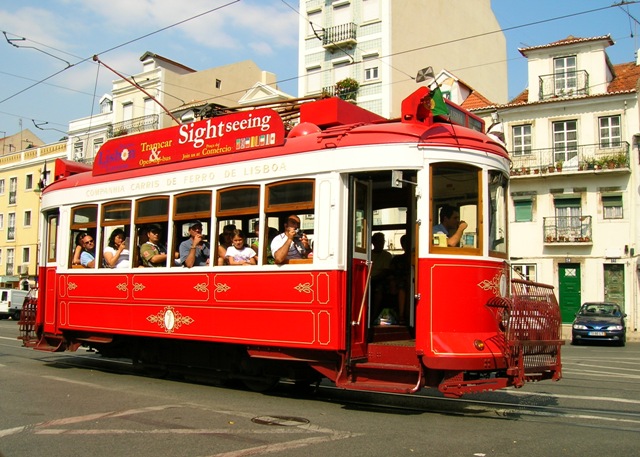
[0,289,29,320]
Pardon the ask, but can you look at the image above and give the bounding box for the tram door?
[347,177,372,362]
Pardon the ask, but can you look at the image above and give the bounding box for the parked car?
[571,302,626,346]
[0,289,29,320]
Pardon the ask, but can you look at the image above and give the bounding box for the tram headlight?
[498,308,510,331]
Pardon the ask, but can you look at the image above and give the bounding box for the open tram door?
[346,177,372,362]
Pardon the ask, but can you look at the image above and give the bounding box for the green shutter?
[514,200,533,222]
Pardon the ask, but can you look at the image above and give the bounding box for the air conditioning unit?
[18,264,29,275]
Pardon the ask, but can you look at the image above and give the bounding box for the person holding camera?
[271,214,311,264]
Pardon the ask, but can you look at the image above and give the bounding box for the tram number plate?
[588,331,606,336]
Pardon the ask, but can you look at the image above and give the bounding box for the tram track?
[4,336,640,433]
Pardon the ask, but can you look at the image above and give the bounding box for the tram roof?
[45,88,508,193]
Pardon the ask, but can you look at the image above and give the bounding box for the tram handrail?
[352,260,373,326]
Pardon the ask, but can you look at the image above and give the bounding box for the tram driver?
[271,214,311,264]
[433,204,467,247]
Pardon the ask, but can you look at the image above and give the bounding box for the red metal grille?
[17,288,38,348]
[508,279,563,385]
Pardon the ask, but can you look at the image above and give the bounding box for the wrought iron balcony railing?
[543,216,592,244]
[510,141,629,176]
[107,114,159,139]
[539,70,589,100]
[322,23,357,50]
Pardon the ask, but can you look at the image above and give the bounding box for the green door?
[559,263,581,323]
[604,264,625,311]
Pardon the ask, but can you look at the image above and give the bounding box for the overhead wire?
[1,0,639,132]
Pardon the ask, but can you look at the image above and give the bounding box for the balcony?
[510,142,630,177]
[539,70,589,100]
[543,216,592,245]
[107,114,159,139]
[322,23,357,51]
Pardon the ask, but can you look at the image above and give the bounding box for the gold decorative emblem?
[147,306,194,333]
[133,282,146,292]
[294,282,313,294]
[116,282,128,292]
[478,269,508,297]
[194,282,209,293]
[68,282,78,291]
[215,283,230,293]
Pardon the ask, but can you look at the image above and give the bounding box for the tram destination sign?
[93,108,285,176]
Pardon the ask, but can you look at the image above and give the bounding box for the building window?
[0,178,4,194]
[553,120,578,164]
[307,10,321,37]
[215,79,222,89]
[74,141,84,160]
[554,55,577,95]
[554,197,581,241]
[6,248,14,275]
[9,177,17,205]
[306,66,322,95]
[22,247,30,263]
[599,115,621,148]
[513,264,537,281]
[512,124,532,156]
[24,210,32,227]
[362,0,380,22]
[25,174,33,190]
[122,102,133,121]
[363,55,379,81]
[603,195,623,220]
[7,212,15,241]
[93,138,104,157]
[514,199,533,222]
[0,213,3,229]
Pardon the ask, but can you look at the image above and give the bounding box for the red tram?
[20,87,562,397]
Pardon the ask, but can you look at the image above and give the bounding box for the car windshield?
[580,304,620,316]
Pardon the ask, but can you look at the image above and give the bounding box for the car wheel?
[571,338,579,345]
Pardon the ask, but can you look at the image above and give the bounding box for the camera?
[293,228,305,240]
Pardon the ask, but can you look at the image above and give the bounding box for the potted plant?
[334,77,360,101]
[556,161,563,172]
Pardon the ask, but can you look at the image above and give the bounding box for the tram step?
[339,363,423,394]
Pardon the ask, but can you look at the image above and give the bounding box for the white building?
[297,0,507,118]
[471,35,640,339]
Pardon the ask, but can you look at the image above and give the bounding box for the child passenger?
[225,229,257,266]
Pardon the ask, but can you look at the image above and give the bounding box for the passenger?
[139,225,168,267]
[225,229,257,266]
[79,232,96,268]
[371,232,393,319]
[72,232,83,266]
[251,221,260,254]
[271,214,311,264]
[217,224,236,265]
[371,232,393,279]
[388,234,411,324]
[179,220,210,267]
[433,204,468,247]
[103,228,131,268]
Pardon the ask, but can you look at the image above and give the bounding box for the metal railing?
[322,23,357,49]
[107,114,159,139]
[538,70,589,100]
[543,216,592,243]
[510,141,629,175]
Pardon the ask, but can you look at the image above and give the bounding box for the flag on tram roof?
[430,87,449,117]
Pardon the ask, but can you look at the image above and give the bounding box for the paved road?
[1,320,639,457]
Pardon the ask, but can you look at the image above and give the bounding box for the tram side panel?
[49,269,347,352]
[417,258,509,371]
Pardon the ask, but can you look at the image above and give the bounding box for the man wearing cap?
[271,214,311,264]
[140,225,168,267]
[179,220,210,267]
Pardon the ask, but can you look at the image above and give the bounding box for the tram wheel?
[242,376,280,392]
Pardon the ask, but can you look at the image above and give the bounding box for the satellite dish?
[415,66,435,85]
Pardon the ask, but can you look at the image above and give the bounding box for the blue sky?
[0,0,638,145]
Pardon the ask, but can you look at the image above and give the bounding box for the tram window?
[70,205,98,268]
[266,180,314,210]
[488,171,508,257]
[102,201,131,224]
[174,191,212,267]
[100,201,132,268]
[134,197,169,267]
[216,187,260,266]
[430,164,481,254]
[47,213,58,263]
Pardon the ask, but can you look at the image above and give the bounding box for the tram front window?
[488,171,508,256]
[430,164,480,252]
